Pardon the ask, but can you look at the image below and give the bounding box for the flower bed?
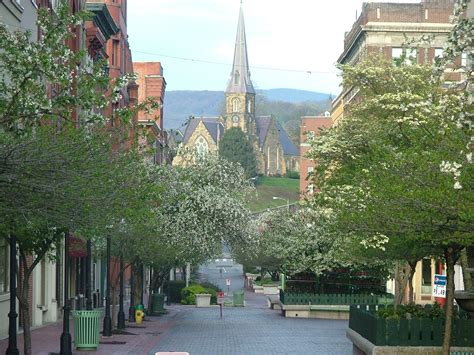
[349,304,474,347]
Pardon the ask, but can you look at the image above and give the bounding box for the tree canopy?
[219,127,257,178]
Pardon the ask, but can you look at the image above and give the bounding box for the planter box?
[195,294,211,307]
[347,305,474,354]
[263,285,279,295]
[280,291,393,306]
[253,285,264,294]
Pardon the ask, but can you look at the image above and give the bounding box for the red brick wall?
[299,117,333,196]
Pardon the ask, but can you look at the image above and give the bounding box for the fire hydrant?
[135,309,144,324]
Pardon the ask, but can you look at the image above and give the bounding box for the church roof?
[255,116,299,156]
[183,117,224,144]
[225,6,255,94]
[276,121,299,156]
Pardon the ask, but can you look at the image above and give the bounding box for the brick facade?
[299,115,333,196]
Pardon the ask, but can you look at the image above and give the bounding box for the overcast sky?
[128,0,421,95]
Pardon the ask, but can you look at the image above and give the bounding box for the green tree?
[306,2,473,351]
[219,127,257,178]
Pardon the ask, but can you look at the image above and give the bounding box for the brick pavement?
[0,308,180,355]
[0,292,352,354]
[151,291,352,355]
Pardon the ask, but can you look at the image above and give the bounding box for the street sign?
[433,274,447,298]
[217,291,225,304]
[226,278,231,286]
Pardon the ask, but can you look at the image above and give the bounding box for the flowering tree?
[306,2,473,352]
[0,2,158,353]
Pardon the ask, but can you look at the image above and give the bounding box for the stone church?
[173,6,299,176]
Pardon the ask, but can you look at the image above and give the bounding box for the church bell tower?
[224,5,256,136]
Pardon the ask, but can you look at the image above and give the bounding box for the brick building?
[134,62,167,164]
[333,0,467,304]
[299,114,333,197]
[337,0,457,110]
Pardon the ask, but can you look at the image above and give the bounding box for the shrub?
[163,280,186,303]
[376,303,454,320]
[180,284,219,305]
[199,282,221,304]
[286,170,300,179]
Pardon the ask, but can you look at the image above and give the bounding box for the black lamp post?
[85,240,92,310]
[117,256,126,329]
[102,236,112,336]
[128,265,135,322]
[140,264,144,306]
[60,231,72,355]
[6,234,19,355]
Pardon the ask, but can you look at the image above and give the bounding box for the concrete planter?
[253,285,264,294]
[263,285,279,295]
[195,294,211,307]
[454,290,474,312]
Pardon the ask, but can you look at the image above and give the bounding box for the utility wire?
[133,49,338,75]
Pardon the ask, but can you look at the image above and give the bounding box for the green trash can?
[72,310,102,350]
[151,293,166,315]
[233,291,244,306]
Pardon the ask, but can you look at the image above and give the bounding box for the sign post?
[217,291,225,319]
[432,274,447,298]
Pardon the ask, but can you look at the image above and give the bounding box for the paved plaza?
[0,291,351,354]
[151,291,352,355]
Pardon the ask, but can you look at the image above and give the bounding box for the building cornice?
[85,2,119,40]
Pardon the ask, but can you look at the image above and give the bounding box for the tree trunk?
[408,261,417,304]
[394,262,409,307]
[18,254,32,355]
[460,248,473,290]
[111,286,117,328]
[442,247,457,355]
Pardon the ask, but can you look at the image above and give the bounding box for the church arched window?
[195,136,209,157]
[232,98,240,112]
[247,99,252,113]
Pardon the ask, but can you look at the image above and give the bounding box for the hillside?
[247,176,300,213]
[164,89,332,143]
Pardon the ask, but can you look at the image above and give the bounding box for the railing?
[279,290,393,306]
[349,305,474,347]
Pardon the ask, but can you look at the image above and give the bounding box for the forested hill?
[164,89,333,142]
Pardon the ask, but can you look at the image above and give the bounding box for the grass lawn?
[247,176,300,212]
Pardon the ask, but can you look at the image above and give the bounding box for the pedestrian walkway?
[0,308,180,355]
[0,292,352,354]
[151,291,352,355]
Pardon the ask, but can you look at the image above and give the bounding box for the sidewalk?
[0,307,180,355]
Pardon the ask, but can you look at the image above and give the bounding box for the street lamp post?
[6,234,19,355]
[85,240,92,311]
[102,236,112,337]
[272,196,290,210]
[60,231,72,355]
[128,265,135,322]
[117,256,126,330]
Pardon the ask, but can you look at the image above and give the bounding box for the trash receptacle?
[151,293,166,315]
[233,291,244,306]
[72,310,102,350]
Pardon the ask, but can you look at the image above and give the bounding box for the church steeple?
[226,5,255,94]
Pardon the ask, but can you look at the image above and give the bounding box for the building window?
[307,166,314,175]
[247,99,252,113]
[392,47,417,64]
[461,52,468,67]
[111,40,120,67]
[421,259,432,294]
[434,48,444,62]
[0,238,9,294]
[195,136,208,157]
[232,98,240,113]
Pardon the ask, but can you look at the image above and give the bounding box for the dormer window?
[234,70,240,85]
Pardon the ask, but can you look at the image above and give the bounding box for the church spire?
[226,5,255,94]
